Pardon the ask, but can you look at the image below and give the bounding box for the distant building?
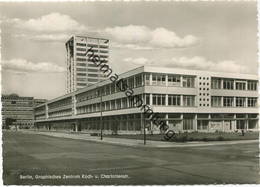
[65,35,109,93]
[34,66,258,134]
[2,94,46,129]
[34,98,47,107]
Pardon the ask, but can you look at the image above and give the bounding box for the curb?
[18,130,259,148]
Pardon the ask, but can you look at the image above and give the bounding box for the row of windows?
[48,98,72,109]
[145,73,195,88]
[211,96,257,107]
[35,112,46,117]
[2,107,33,111]
[76,73,99,77]
[78,73,194,103]
[77,97,130,114]
[211,78,257,90]
[48,109,72,118]
[76,53,86,57]
[76,48,86,51]
[35,110,46,115]
[76,62,99,68]
[147,94,195,107]
[77,83,87,86]
[35,115,46,120]
[77,94,196,115]
[3,115,33,119]
[3,100,33,105]
[76,58,86,62]
[76,74,144,102]
[76,94,257,110]
[88,78,99,82]
[196,120,257,130]
[35,106,45,112]
[76,43,86,47]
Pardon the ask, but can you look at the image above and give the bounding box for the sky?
[0,1,258,100]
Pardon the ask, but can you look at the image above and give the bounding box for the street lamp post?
[141,112,146,145]
[100,89,103,140]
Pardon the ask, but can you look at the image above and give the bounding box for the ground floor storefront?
[34,113,259,134]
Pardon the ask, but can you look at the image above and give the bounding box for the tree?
[5,118,16,129]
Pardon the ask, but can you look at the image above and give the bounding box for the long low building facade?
[2,94,46,129]
[34,66,259,134]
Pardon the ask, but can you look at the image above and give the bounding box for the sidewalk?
[20,130,259,148]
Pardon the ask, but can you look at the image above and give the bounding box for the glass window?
[105,101,110,111]
[135,74,143,87]
[236,81,246,90]
[197,120,208,130]
[76,53,86,56]
[96,103,100,111]
[110,83,115,94]
[145,94,150,105]
[88,78,98,82]
[168,95,181,106]
[101,102,105,111]
[248,97,257,107]
[77,78,86,82]
[223,79,234,90]
[76,48,86,51]
[116,79,127,92]
[145,73,150,85]
[183,119,193,130]
[116,99,121,109]
[168,75,181,87]
[152,94,166,105]
[105,85,110,95]
[248,81,257,91]
[88,74,98,77]
[76,68,86,72]
[162,95,165,105]
[211,78,221,89]
[157,74,166,86]
[183,95,195,106]
[77,73,86,76]
[77,83,86,86]
[223,97,233,107]
[182,76,195,88]
[236,120,246,129]
[122,98,127,108]
[236,97,246,107]
[76,43,86,47]
[128,77,135,89]
[111,100,115,110]
[151,74,166,86]
[211,96,222,107]
[152,74,157,85]
[129,97,135,107]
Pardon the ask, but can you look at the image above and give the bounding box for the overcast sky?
[0,1,257,100]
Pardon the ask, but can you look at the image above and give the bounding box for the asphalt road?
[3,131,260,185]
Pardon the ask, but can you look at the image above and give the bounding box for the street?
[3,131,260,185]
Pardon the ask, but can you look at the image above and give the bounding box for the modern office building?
[34,66,259,134]
[2,94,46,129]
[65,35,109,93]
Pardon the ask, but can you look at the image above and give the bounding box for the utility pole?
[141,112,146,145]
[100,87,103,140]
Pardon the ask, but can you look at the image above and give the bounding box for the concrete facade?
[2,94,46,128]
[66,35,109,93]
[35,66,259,134]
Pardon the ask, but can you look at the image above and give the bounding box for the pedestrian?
[241,129,245,136]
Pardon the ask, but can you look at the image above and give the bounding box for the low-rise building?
[34,66,259,134]
[2,94,46,129]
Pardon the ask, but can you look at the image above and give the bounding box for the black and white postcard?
[1,0,259,185]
